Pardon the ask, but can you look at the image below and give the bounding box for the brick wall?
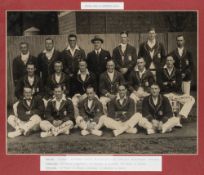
[58,12,76,35]
[58,12,197,34]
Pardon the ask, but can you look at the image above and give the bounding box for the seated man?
[156,56,195,125]
[8,86,44,138]
[76,86,105,136]
[142,83,180,134]
[129,57,155,104]
[95,84,153,137]
[40,85,75,137]
[71,59,97,117]
[15,61,44,99]
[46,60,70,99]
[99,59,125,114]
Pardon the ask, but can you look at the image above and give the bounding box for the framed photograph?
[0,0,203,174]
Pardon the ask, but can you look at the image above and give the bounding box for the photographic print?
[6,11,197,154]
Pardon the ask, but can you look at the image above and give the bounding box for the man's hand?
[53,120,63,127]
[120,68,128,74]
[163,82,168,85]
[87,122,97,130]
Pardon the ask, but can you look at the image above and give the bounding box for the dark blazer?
[112,44,137,74]
[71,71,97,96]
[138,41,166,69]
[87,49,111,77]
[78,97,104,123]
[99,70,125,96]
[16,96,45,121]
[128,68,155,93]
[142,95,173,123]
[46,73,70,98]
[12,55,38,86]
[37,49,61,85]
[15,75,44,99]
[107,96,135,122]
[156,67,182,93]
[169,48,193,81]
[60,47,86,76]
[45,98,75,123]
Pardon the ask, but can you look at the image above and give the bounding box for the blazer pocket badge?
[64,111,67,115]
[128,55,132,61]
[186,60,189,65]
[158,110,163,116]
[105,57,108,60]
[157,53,161,58]
[36,88,39,92]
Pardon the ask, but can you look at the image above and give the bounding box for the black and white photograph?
[6,11,197,154]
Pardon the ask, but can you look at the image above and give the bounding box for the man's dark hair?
[68,34,77,40]
[45,37,54,43]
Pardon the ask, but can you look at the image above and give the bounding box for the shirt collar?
[135,66,146,73]
[116,94,127,100]
[43,47,54,54]
[120,43,127,47]
[147,39,156,45]
[163,64,174,69]
[95,48,102,54]
[52,94,66,102]
[77,69,90,75]
[23,96,32,100]
[178,47,184,51]
[66,45,80,51]
[21,52,30,57]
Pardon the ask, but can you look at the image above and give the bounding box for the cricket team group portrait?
[6,11,197,154]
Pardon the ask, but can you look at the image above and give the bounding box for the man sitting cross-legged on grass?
[142,83,180,134]
[95,83,154,137]
[40,84,75,137]
[8,86,44,138]
[76,86,105,136]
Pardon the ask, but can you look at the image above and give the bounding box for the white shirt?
[28,76,34,86]
[21,52,30,64]
[88,99,93,109]
[43,48,54,60]
[95,48,101,55]
[116,94,127,105]
[152,97,158,106]
[167,67,174,76]
[120,43,127,53]
[66,45,80,57]
[147,39,156,49]
[55,99,63,110]
[55,73,61,83]
[138,68,146,79]
[178,47,184,57]
[107,71,114,82]
[78,69,89,81]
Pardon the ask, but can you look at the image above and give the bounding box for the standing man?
[15,61,44,99]
[157,56,195,125]
[169,35,193,95]
[46,60,70,99]
[138,27,166,76]
[112,31,137,80]
[95,84,153,136]
[8,86,44,138]
[76,86,105,136]
[60,34,86,77]
[142,83,181,134]
[99,60,125,114]
[37,38,61,86]
[128,57,155,104]
[13,42,38,86]
[40,85,75,137]
[71,60,97,117]
[87,35,111,94]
